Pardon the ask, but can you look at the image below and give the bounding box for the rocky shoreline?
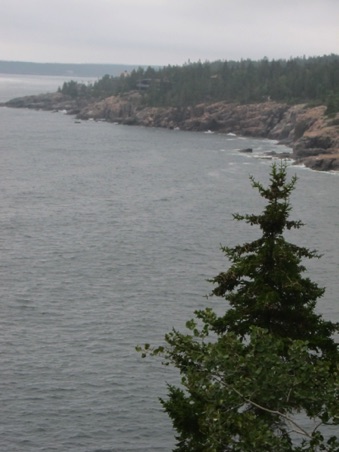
[3,91,339,171]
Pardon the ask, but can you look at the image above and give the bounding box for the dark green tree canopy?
[60,55,339,112]
[139,163,339,451]
[160,328,339,451]
[207,164,338,355]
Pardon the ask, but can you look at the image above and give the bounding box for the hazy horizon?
[1,0,338,67]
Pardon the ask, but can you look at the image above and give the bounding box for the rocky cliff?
[3,92,339,171]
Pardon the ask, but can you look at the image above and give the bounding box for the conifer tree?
[139,163,339,451]
[208,163,338,356]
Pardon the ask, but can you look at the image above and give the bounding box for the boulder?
[303,155,339,171]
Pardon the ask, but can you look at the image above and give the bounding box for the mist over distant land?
[0,61,153,77]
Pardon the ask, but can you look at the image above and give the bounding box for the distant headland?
[2,56,339,171]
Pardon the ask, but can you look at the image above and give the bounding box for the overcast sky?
[1,0,338,66]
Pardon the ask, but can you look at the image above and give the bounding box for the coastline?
[2,91,339,171]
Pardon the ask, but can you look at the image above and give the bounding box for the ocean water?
[0,75,338,451]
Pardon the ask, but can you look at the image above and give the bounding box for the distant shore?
[0,61,147,78]
[3,91,339,172]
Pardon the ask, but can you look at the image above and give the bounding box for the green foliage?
[325,92,339,116]
[208,164,338,356]
[59,55,339,108]
[159,328,339,451]
[59,79,89,98]
[138,163,339,451]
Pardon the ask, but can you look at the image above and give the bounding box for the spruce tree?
[139,163,339,451]
[208,163,338,356]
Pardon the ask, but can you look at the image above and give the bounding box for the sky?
[1,0,338,66]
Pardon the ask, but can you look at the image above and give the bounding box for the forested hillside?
[5,54,339,171]
[59,55,339,113]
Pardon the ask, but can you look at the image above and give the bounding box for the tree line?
[59,55,339,113]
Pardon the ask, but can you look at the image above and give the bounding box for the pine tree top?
[208,163,339,355]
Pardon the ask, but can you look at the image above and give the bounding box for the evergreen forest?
[59,54,339,113]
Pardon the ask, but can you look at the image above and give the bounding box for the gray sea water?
[0,75,338,451]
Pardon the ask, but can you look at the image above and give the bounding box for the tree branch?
[214,374,312,438]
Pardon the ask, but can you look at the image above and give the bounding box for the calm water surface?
[0,75,338,451]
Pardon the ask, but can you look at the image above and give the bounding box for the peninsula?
[3,56,339,171]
